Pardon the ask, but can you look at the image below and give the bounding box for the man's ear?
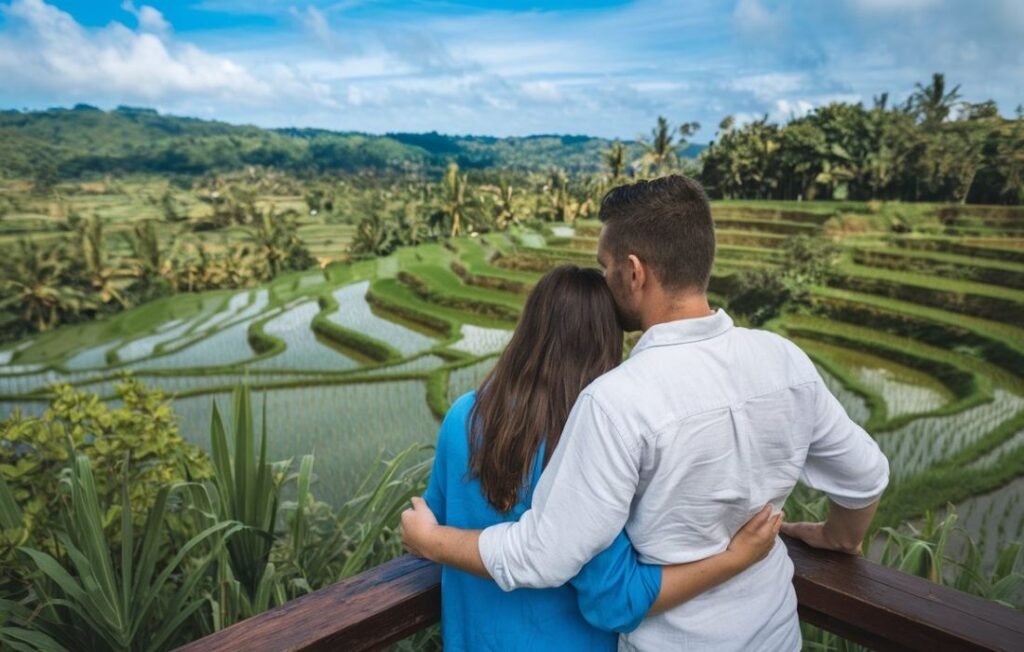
[627,254,645,290]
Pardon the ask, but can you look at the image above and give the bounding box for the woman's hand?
[726,504,784,567]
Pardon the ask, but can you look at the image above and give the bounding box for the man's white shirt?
[478,309,890,651]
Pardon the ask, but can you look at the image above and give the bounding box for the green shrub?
[0,379,210,582]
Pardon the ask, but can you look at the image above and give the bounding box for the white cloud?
[728,73,806,101]
[121,1,171,36]
[0,0,332,108]
[520,81,563,103]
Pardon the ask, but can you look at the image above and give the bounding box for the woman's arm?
[572,505,783,632]
[650,505,783,614]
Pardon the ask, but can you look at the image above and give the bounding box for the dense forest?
[0,105,686,179]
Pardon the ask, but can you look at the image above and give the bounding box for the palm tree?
[640,116,678,174]
[544,169,579,223]
[123,220,171,285]
[249,208,313,277]
[604,141,627,180]
[438,162,471,238]
[0,240,92,332]
[75,215,127,308]
[912,73,962,127]
[351,214,400,257]
[494,177,519,229]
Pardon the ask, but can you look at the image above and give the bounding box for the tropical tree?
[493,177,520,229]
[913,72,962,127]
[122,220,174,299]
[0,239,93,333]
[436,162,472,238]
[640,116,677,174]
[350,214,400,258]
[248,208,315,277]
[73,215,127,308]
[604,141,627,180]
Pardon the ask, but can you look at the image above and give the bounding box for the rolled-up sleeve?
[801,377,890,509]
[479,392,641,591]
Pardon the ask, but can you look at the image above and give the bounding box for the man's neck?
[641,292,714,331]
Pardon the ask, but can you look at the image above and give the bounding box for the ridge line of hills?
[0,104,705,179]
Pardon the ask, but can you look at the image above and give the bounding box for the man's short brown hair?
[598,174,716,291]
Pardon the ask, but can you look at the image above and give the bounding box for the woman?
[423,265,782,651]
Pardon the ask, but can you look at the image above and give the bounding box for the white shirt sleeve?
[478,392,641,591]
[800,376,890,509]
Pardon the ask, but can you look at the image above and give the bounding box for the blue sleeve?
[423,430,447,525]
[570,530,662,633]
[421,438,446,524]
[423,392,475,526]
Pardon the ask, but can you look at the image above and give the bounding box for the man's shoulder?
[732,325,818,376]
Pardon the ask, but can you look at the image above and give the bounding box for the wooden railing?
[179,536,1024,652]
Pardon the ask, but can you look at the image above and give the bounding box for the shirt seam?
[585,393,644,455]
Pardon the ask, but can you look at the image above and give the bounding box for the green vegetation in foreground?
[0,381,1019,652]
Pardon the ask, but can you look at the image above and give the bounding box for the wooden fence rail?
[178,535,1024,652]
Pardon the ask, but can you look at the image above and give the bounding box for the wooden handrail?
[176,556,440,652]
[179,536,1024,652]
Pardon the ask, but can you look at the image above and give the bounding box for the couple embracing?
[401,175,889,651]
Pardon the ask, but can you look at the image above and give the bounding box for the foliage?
[248,208,316,277]
[0,380,433,650]
[0,455,239,652]
[0,106,654,181]
[0,380,211,583]
[0,239,96,336]
[728,235,840,325]
[701,74,1022,204]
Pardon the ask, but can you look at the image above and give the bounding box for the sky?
[0,0,1021,140]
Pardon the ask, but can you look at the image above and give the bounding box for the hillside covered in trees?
[0,105,698,180]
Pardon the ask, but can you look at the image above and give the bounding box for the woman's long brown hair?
[468,264,623,513]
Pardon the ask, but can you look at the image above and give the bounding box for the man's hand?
[401,496,439,559]
[727,505,784,566]
[780,521,862,555]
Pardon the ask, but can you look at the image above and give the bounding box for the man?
[402,175,889,651]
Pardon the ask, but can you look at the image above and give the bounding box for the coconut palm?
[493,177,519,229]
[640,116,678,174]
[604,141,627,180]
[249,208,314,277]
[351,214,400,258]
[437,162,471,238]
[74,215,128,308]
[0,239,93,332]
[912,73,962,127]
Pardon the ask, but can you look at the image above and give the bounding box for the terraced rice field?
[2,201,1023,565]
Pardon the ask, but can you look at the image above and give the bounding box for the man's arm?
[781,500,877,555]
[784,373,889,554]
[403,392,640,590]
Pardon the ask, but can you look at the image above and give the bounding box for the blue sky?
[0,0,1021,139]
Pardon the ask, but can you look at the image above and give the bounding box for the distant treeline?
[0,105,669,180]
[700,74,1024,205]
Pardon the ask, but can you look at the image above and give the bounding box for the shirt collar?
[629,309,734,357]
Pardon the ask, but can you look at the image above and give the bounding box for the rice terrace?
[1,0,1024,648]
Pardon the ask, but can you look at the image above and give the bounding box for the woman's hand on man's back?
[726,504,784,567]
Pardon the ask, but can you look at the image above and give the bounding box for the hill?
[0,105,705,179]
